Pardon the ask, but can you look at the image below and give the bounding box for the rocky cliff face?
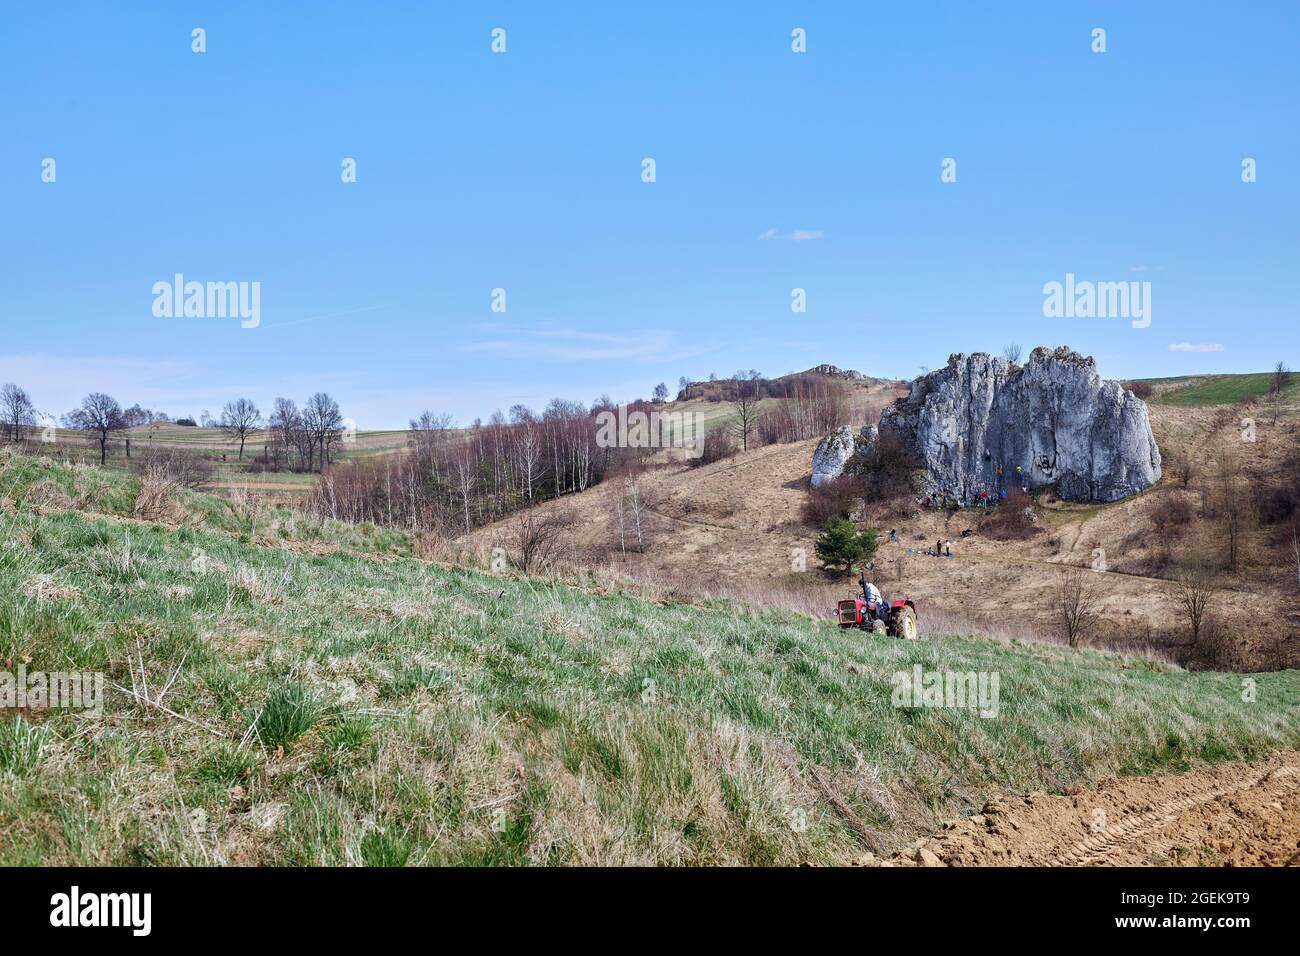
[877,347,1161,502]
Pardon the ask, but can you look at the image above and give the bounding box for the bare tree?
[269,398,304,470]
[1056,568,1099,648]
[509,404,543,503]
[1175,562,1214,649]
[221,398,262,459]
[302,392,344,471]
[618,475,655,553]
[1271,361,1292,423]
[0,383,37,442]
[1214,452,1251,571]
[652,382,669,404]
[511,505,574,572]
[64,393,126,465]
[1271,361,1292,397]
[1002,343,1022,365]
[452,442,477,532]
[731,371,762,451]
[121,404,167,428]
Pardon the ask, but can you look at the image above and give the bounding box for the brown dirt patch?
[880,751,1300,867]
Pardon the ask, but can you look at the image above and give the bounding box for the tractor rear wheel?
[893,607,918,640]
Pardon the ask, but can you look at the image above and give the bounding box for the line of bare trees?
[308,397,651,532]
[2,384,174,448]
[0,382,353,474]
[757,373,852,445]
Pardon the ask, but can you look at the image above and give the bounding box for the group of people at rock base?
[918,464,1031,511]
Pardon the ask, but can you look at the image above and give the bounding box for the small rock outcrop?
[810,424,878,488]
[805,364,865,380]
[810,426,856,488]
[878,347,1161,502]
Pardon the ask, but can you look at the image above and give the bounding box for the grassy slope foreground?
[0,453,1297,865]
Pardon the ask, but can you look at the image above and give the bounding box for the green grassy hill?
[1136,371,1298,407]
[1,451,1296,865]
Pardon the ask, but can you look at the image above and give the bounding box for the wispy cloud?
[1130,264,1149,273]
[758,228,824,241]
[1168,342,1224,353]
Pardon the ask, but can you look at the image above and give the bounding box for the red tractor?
[836,596,919,640]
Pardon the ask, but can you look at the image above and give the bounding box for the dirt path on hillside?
[876,752,1300,866]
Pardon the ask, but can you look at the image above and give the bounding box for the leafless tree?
[616,475,655,553]
[64,392,127,465]
[121,404,166,428]
[269,398,304,470]
[1214,452,1252,571]
[1175,561,1214,649]
[0,383,37,442]
[408,409,454,480]
[511,505,574,572]
[1002,343,1022,365]
[731,371,762,451]
[1271,361,1292,423]
[303,392,344,471]
[1056,567,1099,648]
[221,398,262,459]
[509,405,543,502]
[452,443,477,532]
[1271,361,1292,397]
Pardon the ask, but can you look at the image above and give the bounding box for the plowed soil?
[880,751,1300,867]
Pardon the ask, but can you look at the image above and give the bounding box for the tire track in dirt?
[1049,765,1286,865]
[877,752,1300,867]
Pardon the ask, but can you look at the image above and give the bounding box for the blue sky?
[2,2,1297,428]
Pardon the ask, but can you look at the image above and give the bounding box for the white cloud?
[758,228,824,241]
[1167,343,1224,353]
[1130,264,1149,273]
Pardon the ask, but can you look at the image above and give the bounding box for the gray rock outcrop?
[810,424,878,488]
[810,426,857,488]
[878,346,1161,502]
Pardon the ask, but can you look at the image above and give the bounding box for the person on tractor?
[858,571,888,624]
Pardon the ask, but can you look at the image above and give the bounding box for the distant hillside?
[1133,371,1298,407]
[676,366,898,402]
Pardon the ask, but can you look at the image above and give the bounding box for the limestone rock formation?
[810,424,878,488]
[878,347,1161,502]
[810,426,856,488]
